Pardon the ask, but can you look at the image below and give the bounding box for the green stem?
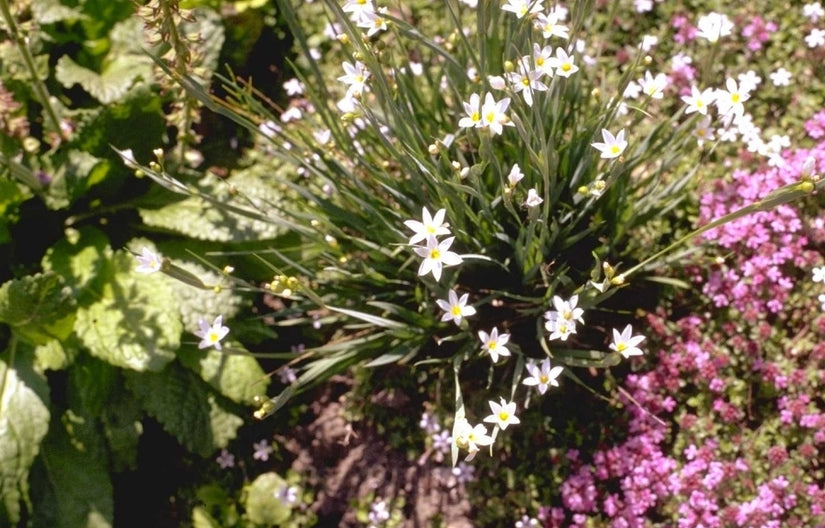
[624,179,819,279]
[0,0,63,140]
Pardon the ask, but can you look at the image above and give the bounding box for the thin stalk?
[624,179,820,278]
[0,0,63,140]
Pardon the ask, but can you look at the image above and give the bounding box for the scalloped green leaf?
[0,358,50,525]
[244,472,291,526]
[178,346,269,405]
[74,251,181,372]
[124,363,242,457]
[42,227,110,303]
[139,167,287,242]
[30,418,113,528]
[0,272,76,345]
[54,18,152,104]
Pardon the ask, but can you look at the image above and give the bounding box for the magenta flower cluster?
[542,112,825,527]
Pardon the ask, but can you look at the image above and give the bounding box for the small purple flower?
[216,449,235,469]
[252,439,273,461]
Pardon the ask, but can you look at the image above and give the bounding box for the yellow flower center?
[617,343,627,351]
[610,145,621,154]
[539,374,549,384]
[489,341,497,350]
[208,331,220,343]
[562,63,571,72]
[471,111,480,122]
[498,411,510,421]
[536,57,545,66]
[451,306,462,316]
[731,93,740,103]
[430,249,441,259]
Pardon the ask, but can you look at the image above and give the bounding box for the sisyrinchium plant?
[124,0,825,472]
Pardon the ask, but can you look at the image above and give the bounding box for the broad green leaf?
[0,272,76,345]
[178,346,269,405]
[124,362,243,457]
[0,358,50,525]
[34,339,76,372]
[43,150,109,209]
[42,227,110,303]
[54,18,152,104]
[244,472,291,526]
[139,168,288,242]
[30,418,113,528]
[100,392,143,473]
[0,178,27,245]
[74,250,181,372]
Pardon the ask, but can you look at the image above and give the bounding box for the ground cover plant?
[1,0,825,526]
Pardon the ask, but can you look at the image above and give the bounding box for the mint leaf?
[41,227,110,304]
[30,419,113,528]
[244,472,291,526]
[179,345,269,405]
[0,272,76,345]
[74,250,181,372]
[0,358,50,525]
[125,362,242,457]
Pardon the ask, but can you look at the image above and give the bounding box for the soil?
[277,380,474,527]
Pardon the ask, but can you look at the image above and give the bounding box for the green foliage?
[243,472,291,526]
[74,250,182,372]
[0,354,50,525]
[30,418,114,528]
[124,362,243,456]
[0,272,76,345]
[54,17,153,104]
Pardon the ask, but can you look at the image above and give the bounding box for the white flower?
[404,207,451,245]
[458,93,483,129]
[813,266,825,283]
[480,93,513,135]
[195,315,230,350]
[769,68,792,87]
[283,78,304,96]
[506,64,547,107]
[819,293,825,311]
[522,358,563,395]
[591,128,627,159]
[547,47,579,78]
[681,85,716,115]
[535,12,568,39]
[357,7,389,37]
[501,0,543,18]
[414,236,463,281]
[737,70,761,94]
[804,2,825,22]
[531,43,555,78]
[639,71,668,99]
[640,34,658,52]
[609,324,646,358]
[483,398,521,430]
[693,115,715,146]
[507,163,525,187]
[802,156,819,180]
[695,12,734,43]
[714,78,749,118]
[436,289,477,325]
[134,246,164,274]
[453,418,494,461]
[545,312,576,341]
[342,0,375,23]
[338,61,370,98]
[478,327,511,363]
[805,28,825,48]
[525,188,544,207]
